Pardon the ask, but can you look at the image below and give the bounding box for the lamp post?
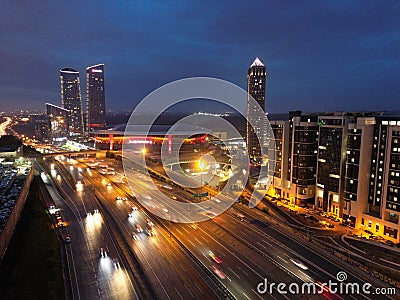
[199,160,204,199]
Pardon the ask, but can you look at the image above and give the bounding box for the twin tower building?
[46,64,106,142]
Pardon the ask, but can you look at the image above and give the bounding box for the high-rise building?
[289,112,319,206]
[341,116,375,227]
[268,111,400,242]
[46,103,69,144]
[338,115,400,242]
[86,64,106,132]
[60,68,84,136]
[362,117,400,241]
[246,57,266,163]
[269,111,319,206]
[315,115,352,216]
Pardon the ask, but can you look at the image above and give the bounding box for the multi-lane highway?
[52,157,222,299]
[98,155,398,300]
[37,161,142,300]
[39,153,399,300]
[77,157,328,299]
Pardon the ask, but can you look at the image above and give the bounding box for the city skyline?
[1,2,400,299]
[0,1,399,113]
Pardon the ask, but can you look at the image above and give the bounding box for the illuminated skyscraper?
[246,57,267,163]
[60,68,84,136]
[86,64,106,132]
[46,103,69,144]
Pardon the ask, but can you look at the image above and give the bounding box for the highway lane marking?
[229,207,367,297]
[194,237,203,245]
[200,236,209,244]
[175,287,184,300]
[276,255,288,263]
[162,268,168,278]
[256,241,268,249]
[234,203,375,300]
[193,282,204,294]
[179,263,187,273]
[251,288,266,300]
[187,239,196,247]
[171,265,178,275]
[228,267,240,279]
[184,284,195,299]
[175,228,182,235]
[242,292,251,299]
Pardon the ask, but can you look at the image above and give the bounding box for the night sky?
[0,1,399,113]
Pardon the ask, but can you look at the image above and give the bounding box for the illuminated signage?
[92,69,103,73]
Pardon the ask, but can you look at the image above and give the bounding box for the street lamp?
[199,160,205,199]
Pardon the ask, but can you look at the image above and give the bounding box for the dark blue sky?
[0,1,399,113]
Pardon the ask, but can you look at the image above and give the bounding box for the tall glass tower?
[60,68,84,136]
[86,64,106,132]
[246,57,267,163]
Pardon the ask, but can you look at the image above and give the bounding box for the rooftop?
[250,57,264,68]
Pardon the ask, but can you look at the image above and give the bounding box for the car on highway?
[208,251,222,264]
[64,236,71,243]
[235,213,245,221]
[212,266,226,279]
[122,197,128,201]
[128,212,133,218]
[100,248,107,258]
[116,196,122,200]
[290,258,308,270]
[107,183,112,187]
[113,258,121,269]
[131,205,138,211]
[145,226,154,236]
[171,195,177,200]
[136,224,143,233]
